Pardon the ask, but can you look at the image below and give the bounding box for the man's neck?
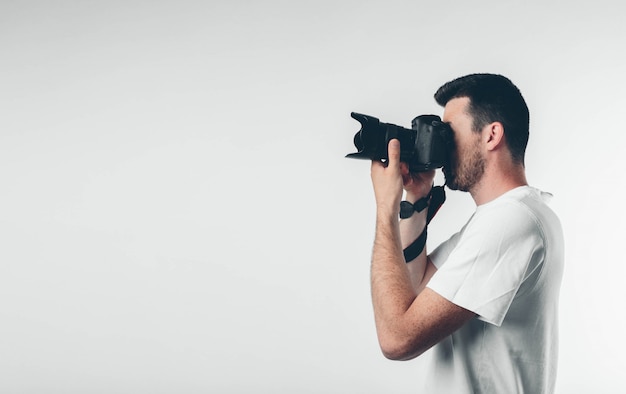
[470,164,528,206]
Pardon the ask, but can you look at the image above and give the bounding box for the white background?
[2,1,625,393]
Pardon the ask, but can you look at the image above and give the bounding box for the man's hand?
[371,139,404,217]
[371,140,437,215]
[400,164,436,203]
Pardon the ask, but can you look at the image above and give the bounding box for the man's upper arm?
[427,202,545,326]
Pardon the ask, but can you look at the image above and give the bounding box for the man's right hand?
[399,163,435,203]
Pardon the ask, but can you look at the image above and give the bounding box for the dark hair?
[434,73,529,164]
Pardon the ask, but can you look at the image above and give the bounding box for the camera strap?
[427,186,446,224]
[402,185,446,263]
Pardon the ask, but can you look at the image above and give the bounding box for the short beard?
[445,141,485,192]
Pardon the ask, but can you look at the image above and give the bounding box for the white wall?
[1,1,624,392]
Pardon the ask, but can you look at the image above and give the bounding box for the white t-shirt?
[425,186,564,393]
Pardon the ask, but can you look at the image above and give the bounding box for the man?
[369,73,564,393]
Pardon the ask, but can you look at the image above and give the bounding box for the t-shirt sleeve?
[427,202,545,326]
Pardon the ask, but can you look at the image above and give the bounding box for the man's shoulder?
[474,186,560,229]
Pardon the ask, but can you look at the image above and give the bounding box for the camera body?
[346,112,453,172]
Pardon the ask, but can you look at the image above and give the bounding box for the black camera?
[346,112,454,172]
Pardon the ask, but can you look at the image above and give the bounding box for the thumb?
[387,139,401,168]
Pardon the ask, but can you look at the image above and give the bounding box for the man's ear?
[485,122,505,151]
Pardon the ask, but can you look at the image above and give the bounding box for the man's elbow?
[378,334,428,361]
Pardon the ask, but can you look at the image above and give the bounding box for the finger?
[387,139,401,169]
[402,172,412,187]
[400,162,411,186]
[399,162,409,176]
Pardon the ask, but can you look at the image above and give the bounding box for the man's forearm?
[371,210,416,343]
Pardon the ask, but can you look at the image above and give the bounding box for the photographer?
[368,74,564,393]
